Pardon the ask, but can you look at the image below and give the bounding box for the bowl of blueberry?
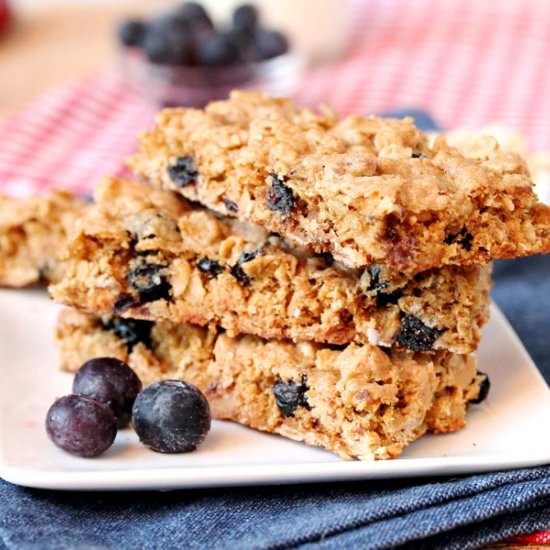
[117,2,302,107]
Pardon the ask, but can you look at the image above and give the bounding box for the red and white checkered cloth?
[2,0,550,196]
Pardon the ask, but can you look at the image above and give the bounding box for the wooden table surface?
[0,1,155,119]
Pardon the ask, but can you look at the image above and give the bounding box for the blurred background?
[1,0,550,197]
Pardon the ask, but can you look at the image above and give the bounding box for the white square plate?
[1,289,549,491]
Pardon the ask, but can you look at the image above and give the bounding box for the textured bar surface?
[56,309,486,460]
[0,192,88,287]
[49,178,492,353]
[129,91,550,274]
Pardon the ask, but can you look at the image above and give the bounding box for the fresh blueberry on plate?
[73,357,142,429]
[46,394,117,458]
[132,380,211,453]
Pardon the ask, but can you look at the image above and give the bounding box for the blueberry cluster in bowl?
[117,2,289,67]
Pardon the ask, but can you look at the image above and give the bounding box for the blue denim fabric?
[493,256,550,382]
[1,124,550,548]
[1,466,550,549]
[380,108,442,131]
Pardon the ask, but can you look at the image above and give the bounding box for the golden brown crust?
[128,90,550,274]
[55,308,484,460]
[49,178,492,353]
[0,192,88,287]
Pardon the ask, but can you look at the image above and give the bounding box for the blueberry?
[365,265,389,294]
[461,233,473,251]
[197,257,224,278]
[197,33,240,66]
[143,15,192,65]
[153,12,190,32]
[142,32,175,65]
[384,214,400,242]
[132,380,211,453]
[223,27,255,58]
[45,395,117,457]
[267,174,294,214]
[128,259,171,303]
[470,371,490,404]
[396,315,442,352]
[363,265,403,306]
[177,2,213,27]
[167,156,198,186]
[230,265,249,285]
[143,29,171,60]
[273,375,311,417]
[444,232,456,245]
[316,252,334,267]
[445,227,473,251]
[73,357,142,429]
[223,197,239,213]
[117,19,146,47]
[253,29,288,60]
[230,248,260,285]
[114,295,138,313]
[103,317,154,351]
[376,289,403,307]
[233,4,259,31]
[239,249,260,264]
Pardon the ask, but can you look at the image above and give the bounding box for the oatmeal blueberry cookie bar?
[128,91,550,275]
[129,92,550,275]
[0,192,88,287]
[49,178,491,353]
[56,308,488,460]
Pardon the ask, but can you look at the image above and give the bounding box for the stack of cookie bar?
[8,91,550,460]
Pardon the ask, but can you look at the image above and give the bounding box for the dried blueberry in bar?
[49,178,491,354]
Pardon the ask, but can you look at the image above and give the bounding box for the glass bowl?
[119,46,303,107]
